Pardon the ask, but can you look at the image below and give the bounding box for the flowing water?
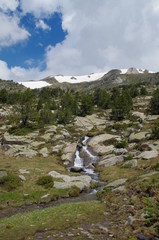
[0,136,101,219]
[73,136,100,188]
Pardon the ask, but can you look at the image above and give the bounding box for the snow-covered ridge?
[53,72,107,84]
[18,68,154,89]
[18,81,51,89]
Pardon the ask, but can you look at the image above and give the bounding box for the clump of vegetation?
[114,139,127,148]
[90,181,100,189]
[36,175,54,189]
[140,86,148,95]
[0,173,21,191]
[93,88,110,109]
[111,88,133,121]
[124,154,133,161]
[128,237,137,240]
[149,88,159,114]
[143,198,159,230]
[96,187,111,200]
[68,186,80,197]
[153,163,159,171]
[151,118,159,139]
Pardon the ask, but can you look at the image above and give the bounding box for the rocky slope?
[17,67,158,91]
[0,83,159,239]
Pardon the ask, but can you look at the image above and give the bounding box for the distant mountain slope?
[0,79,25,91]
[16,67,158,91]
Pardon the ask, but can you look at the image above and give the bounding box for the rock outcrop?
[48,170,91,191]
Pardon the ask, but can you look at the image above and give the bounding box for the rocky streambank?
[0,97,159,239]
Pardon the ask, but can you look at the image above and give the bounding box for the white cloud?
[0,13,30,47]
[42,0,159,74]
[0,0,19,12]
[0,60,11,80]
[1,0,159,81]
[35,19,51,31]
[20,0,60,18]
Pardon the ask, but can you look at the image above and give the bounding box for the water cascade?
[73,136,99,181]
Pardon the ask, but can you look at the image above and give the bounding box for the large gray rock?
[129,131,149,143]
[98,154,124,167]
[53,134,65,141]
[63,143,77,154]
[88,134,119,146]
[146,115,159,122]
[123,159,137,168]
[19,169,30,174]
[39,147,49,157]
[15,148,37,158]
[132,111,146,121]
[3,132,30,145]
[139,150,158,160]
[61,143,77,163]
[48,170,91,191]
[139,172,159,178]
[114,148,128,155]
[88,133,119,155]
[45,125,57,134]
[30,141,45,148]
[75,114,107,131]
[19,175,26,181]
[41,133,53,141]
[106,178,127,188]
[0,171,7,178]
[51,144,64,153]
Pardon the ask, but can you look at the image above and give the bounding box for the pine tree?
[149,88,159,114]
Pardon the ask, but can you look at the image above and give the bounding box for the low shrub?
[124,154,133,161]
[96,187,111,199]
[90,181,100,189]
[68,186,80,197]
[151,119,159,139]
[114,139,127,148]
[0,173,21,191]
[36,175,54,189]
[154,163,159,171]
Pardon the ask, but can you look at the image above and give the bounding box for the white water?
[83,146,96,160]
[74,136,98,176]
[74,150,83,167]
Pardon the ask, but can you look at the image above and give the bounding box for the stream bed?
[0,136,102,219]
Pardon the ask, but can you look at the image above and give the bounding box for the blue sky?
[0,12,67,70]
[0,0,159,81]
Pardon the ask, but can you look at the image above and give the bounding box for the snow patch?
[18,81,51,89]
[53,72,107,84]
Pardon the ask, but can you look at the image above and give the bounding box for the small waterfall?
[74,149,83,167]
[73,136,98,178]
[82,146,97,160]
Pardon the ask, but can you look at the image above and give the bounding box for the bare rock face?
[126,67,139,74]
[0,171,7,179]
[129,131,149,143]
[48,170,91,191]
[132,111,146,121]
[123,159,138,168]
[75,114,106,131]
[61,143,77,164]
[106,178,127,188]
[98,154,124,167]
[139,150,158,160]
[39,147,49,157]
[88,133,119,155]
[3,132,30,145]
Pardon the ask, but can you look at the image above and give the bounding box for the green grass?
[0,152,78,206]
[0,201,106,240]
[97,164,143,183]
